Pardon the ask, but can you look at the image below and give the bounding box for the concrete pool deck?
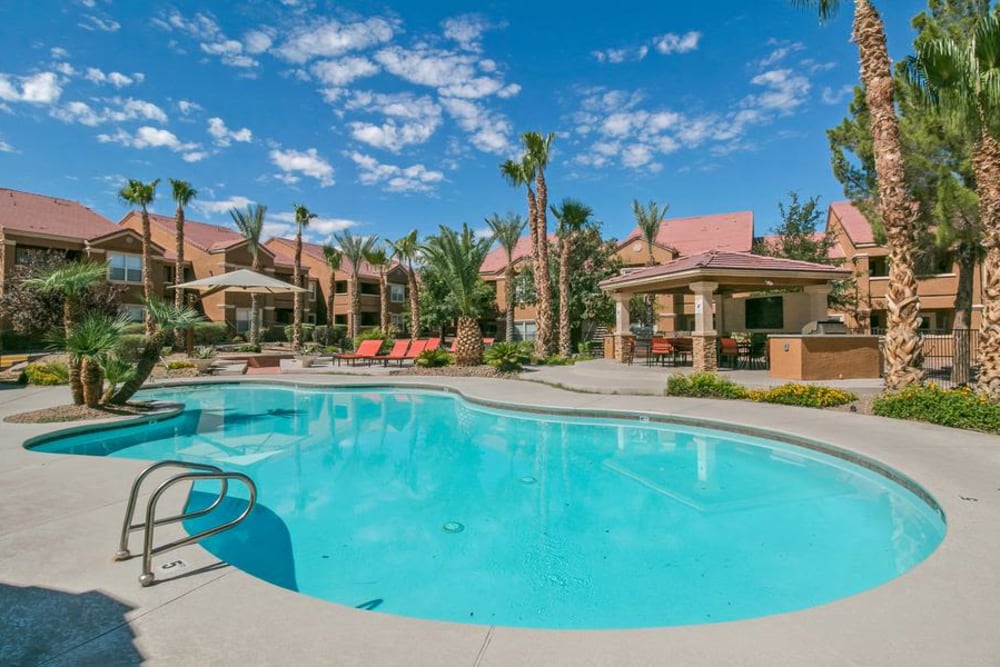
[1,375,997,666]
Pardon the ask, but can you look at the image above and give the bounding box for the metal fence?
[852,328,979,389]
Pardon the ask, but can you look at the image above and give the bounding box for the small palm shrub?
[117,334,147,363]
[22,362,70,385]
[873,384,1000,433]
[191,345,216,359]
[193,322,229,345]
[537,354,574,366]
[415,349,452,368]
[166,360,195,370]
[235,343,261,353]
[484,342,529,372]
[748,384,857,408]
[665,372,748,399]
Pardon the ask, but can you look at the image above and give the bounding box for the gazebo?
[599,250,852,371]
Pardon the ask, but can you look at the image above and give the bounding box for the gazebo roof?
[600,250,851,294]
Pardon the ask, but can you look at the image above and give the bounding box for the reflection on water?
[32,384,946,629]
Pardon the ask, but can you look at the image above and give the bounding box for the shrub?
[415,349,452,368]
[193,322,229,345]
[122,322,146,335]
[235,343,261,353]
[191,345,216,360]
[484,342,529,372]
[231,335,245,344]
[873,384,1000,433]
[748,384,857,408]
[23,362,70,385]
[117,334,147,363]
[665,372,748,399]
[282,323,316,344]
[537,354,574,366]
[1,330,36,352]
[166,360,195,370]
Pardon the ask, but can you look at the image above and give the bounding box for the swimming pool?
[30,383,946,630]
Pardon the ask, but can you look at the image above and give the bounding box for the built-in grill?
[801,319,848,335]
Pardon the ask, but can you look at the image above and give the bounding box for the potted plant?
[188,345,217,374]
[293,343,321,369]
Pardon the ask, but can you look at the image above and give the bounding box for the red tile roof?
[829,201,875,245]
[480,234,560,274]
[756,232,846,260]
[265,236,389,279]
[600,250,848,288]
[0,188,120,240]
[144,212,247,253]
[621,211,754,256]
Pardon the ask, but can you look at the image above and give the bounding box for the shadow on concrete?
[0,583,143,665]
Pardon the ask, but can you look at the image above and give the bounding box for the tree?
[118,178,160,336]
[322,244,342,337]
[388,230,421,336]
[24,261,111,405]
[168,179,196,310]
[229,204,267,345]
[333,230,377,339]
[62,313,129,408]
[364,244,391,334]
[631,199,669,266]
[485,213,527,343]
[908,8,1000,396]
[551,199,593,357]
[753,193,836,263]
[795,0,923,389]
[421,224,494,365]
[291,204,317,351]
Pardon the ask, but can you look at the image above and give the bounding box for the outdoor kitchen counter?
[768,334,881,381]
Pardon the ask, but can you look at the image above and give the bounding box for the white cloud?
[267,211,356,240]
[348,151,444,193]
[269,147,335,187]
[244,29,274,54]
[756,40,805,68]
[85,68,142,88]
[344,91,442,151]
[374,45,520,99]
[654,31,701,55]
[194,195,255,216]
[178,99,202,115]
[311,56,380,89]
[154,10,265,69]
[593,45,649,64]
[97,126,200,154]
[276,17,397,63]
[822,84,854,105]
[440,97,513,154]
[181,151,210,163]
[207,116,252,146]
[746,69,811,113]
[442,15,493,52]
[50,47,71,60]
[79,15,121,32]
[52,97,167,126]
[0,136,14,153]
[0,72,63,105]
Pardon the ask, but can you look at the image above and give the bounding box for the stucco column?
[609,292,635,363]
[804,283,832,323]
[690,281,718,372]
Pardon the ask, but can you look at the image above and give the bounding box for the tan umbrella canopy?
[170,269,307,298]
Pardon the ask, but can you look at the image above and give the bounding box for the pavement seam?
[472,625,495,667]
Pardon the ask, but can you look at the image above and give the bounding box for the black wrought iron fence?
[849,328,979,389]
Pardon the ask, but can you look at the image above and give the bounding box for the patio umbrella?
[169,268,307,297]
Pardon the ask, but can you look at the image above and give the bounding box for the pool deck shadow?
[0,375,997,666]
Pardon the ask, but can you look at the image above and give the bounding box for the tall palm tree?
[388,230,421,337]
[551,199,593,357]
[25,261,108,405]
[908,13,1000,397]
[422,224,494,365]
[229,203,267,345]
[364,244,391,334]
[333,230,377,339]
[322,244,343,339]
[792,0,922,389]
[118,178,160,336]
[632,199,668,266]
[523,132,557,357]
[168,179,196,309]
[291,204,317,351]
[485,213,528,343]
[63,312,129,408]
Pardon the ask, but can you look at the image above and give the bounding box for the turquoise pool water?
[31,384,945,629]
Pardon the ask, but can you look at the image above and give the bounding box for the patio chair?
[333,339,383,366]
[392,338,428,364]
[373,339,412,366]
[720,338,740,369]
[667,338,693,366]
[425,337,442,351]
[648,338,675,367]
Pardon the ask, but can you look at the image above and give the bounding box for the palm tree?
[322,244,343,341]
[388,230,421,337]
[118,178,160,336]
[551,199,593,357]
[229,204,267,346]
[485,213,528,343]
[908,13,1000,397]
[632,199,668,266]
[291,204,317,351]
[63,313,129,408]
[364,244,391,334]
[523,132,557,357]
[106,297,202,405]
[168,179,196,309]
[422,224,494,365]
[24,261,108,405]
[792,0,922,390]
[333,230,377,339]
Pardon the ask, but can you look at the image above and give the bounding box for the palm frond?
[23,260,108,297]
[293,203,317,230]
[169,179,197,207]
[60,312,131,362]
[550,198,593,235]
[118,178,159,208]
[522,131,556,171]
[631,199,669,246]
[387,229,419,266]
[485,213,527,257]
[229,204,267,264]
[421,224,493,317]
[333,230,378,276]
[789,0,840,23]
[144,296,204,332]
[323,244,343,271]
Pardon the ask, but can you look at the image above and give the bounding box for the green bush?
[235,343,261,353]
[23,362,70,385]
[748,384,857,408]
[193,322,229,345]
[1,330,37,352]
[314,324,348,348]
[537,354,574,366]
[484,342,529,372]
[415,349,452,368]
[166,360,195,370]
[122,322,146,335]
[117,334,147,363]
[282,323,316,344]
[873,384,1000,433]
[665,372,749,399]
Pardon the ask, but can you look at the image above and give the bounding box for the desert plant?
[665,372,749,399]
[191,345,216,359]
[748,384,857,408]
[873,383,1000,433]
[484,341,529,372]
[415,348,453,368]
[23,362,70,386]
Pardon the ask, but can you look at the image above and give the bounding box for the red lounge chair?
[384,338,427,365]
[333,339,383,366]
[373,339,411,366]
[425,337,441,351]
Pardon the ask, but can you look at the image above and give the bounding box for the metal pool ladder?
[114,460,257,587]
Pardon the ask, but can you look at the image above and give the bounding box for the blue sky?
[0,0,929,246]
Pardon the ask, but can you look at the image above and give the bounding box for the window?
[916,249,954,276]
[360,282,380,296]
[120,304,145,322]
[310,281,317,299]
[360,311,380,326]
[390,283,405,303]
[869,256,889,278]
[513,320,537,342]
[108,253,142,283]
[335,281,348,294]
[163,266,175,284]
[745,296,784,330]
[235,308,259,333]
[391,313,405,329]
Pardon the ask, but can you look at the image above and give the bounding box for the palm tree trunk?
[249,293,261,346]
[952,243,976,386]
[293,232,302,351]
[174,207,185,349]
[535,168,553,357]
[525,187,545,358]
[454,315,483,366]
[141,208,155,337]
[327,273,336,340]
[81,357,103,408]
[558,235,572,357]
[108,331,169,404]
[64,298,84,405]
[407,265,420,337]
[504,264,516,342]
[974,130,1000,399]
[379,271,389,333]
[854,0,922,390]
[350,274,360,339]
